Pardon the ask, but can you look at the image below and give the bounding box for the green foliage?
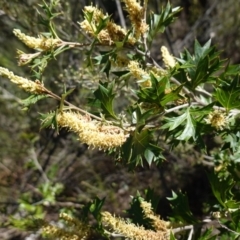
[176,39,222,90]
[2,0,240,239]
[167,191,197,224]
[162,107,196,141]
[21,94,47,109]
[148,2,182,44]
[92,81,117,119]
[136,73,182,107]
[215,75,240,112]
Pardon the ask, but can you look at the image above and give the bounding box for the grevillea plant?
[1,0,240,239]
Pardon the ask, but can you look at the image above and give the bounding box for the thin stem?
[43,87,104,121]
[115,0,126,29]
[196,86,213,97]
[187,227,194,240]
[172,225,194,234]
[217,220,240,235]
[59,41,92,48]
[29,147,49,183]
[164,103,189,114]
[142,0,149,54]
[135,47,196,99]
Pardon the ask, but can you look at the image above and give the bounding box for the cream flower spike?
[57,111,129,150]
[161,46,176,68]
[0,67,45,94]
[13,29,61,50]
[102,211,169,240]
[122,0,149,39]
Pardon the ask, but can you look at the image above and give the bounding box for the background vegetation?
[0,0,240,239]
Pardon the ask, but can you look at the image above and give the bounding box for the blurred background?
[0,0,240,239]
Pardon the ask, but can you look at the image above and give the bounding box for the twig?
[172,224,194,234]
[115,0,126,29]
[195,86,213,97]
[203,155,214,160]
[217,220,240,236]
[29,147,49,183]
[187,226,194,240]
[135,47,195,98]
[164,103,189,114]
[43,87,104,121]
[142,0,149,54]
[104,230,125,238]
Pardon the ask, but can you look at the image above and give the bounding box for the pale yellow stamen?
[80,6,136,45]
[128,60,146,79]
[205,110,228,130]
[102,211,169,240]
[161,46,176,68]
[0,67,45,94]
[13,29,61,50]
[56,111,128,150]
[140,201,170,231]
[122,0,148,39]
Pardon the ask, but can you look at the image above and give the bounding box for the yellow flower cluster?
[80,6,135,45]
[128,60,152,88]
[102,211,169,240]
[122,0,149,39]
[0,67,45,94]
[42,225,80,240]
[16,49,41,66]
[161,46,176,68]
[57,111,128,150]
[140,200,170,232]
[13,29,61,50]
[205,110,228,130]
[41,213,90,240]
[128,60,146,79]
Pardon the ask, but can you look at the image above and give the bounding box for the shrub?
[1,0,240,239]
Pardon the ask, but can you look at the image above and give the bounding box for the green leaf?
[207,171,235,207]
[197,228,216,240]
[160,85,182,106]
[132,129,150,157]
[170,231,177,240]
[93,82,117,119]
[144,188,160,212]
[231,210,240,228]
[194,39,212,59]
[96,16,110,34]
[215,75,240,111]
[80,197,105,229]
[177,109,195,141]
[223,64,240,76]
[131,105,156,126]
[121,128,164,168]
[127,194,155,230]
[94,51,113,77]
[136,75,180,107]
[21,94,47,107]
[162,112,187,131]
[148,3,182,45]
[176,40,222,90]
[144,148,155,165]
[83,10,94,23]
[39,111,58,131]
[162,107,198,141]
[167,191,198,224]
